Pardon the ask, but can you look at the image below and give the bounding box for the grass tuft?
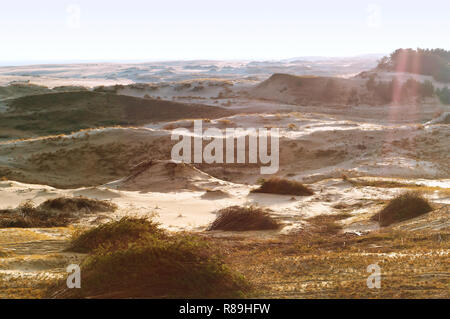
[251,177,313,196]
[50,217,250,298]
[208,206,280,231]
[371,192,433,226]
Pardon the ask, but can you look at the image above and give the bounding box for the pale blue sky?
[0,0,448,63]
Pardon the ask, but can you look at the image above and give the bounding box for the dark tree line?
[366,75,436,104]
[436,87,450,104]
[377,48,450,83]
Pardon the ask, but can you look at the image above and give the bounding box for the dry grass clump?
[0,197,117,228]
[251,178,314,196]
[68,217,163,253]
[371,192,433,226]
[50,217,250,298]
[208,206,280,231]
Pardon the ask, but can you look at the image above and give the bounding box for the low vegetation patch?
[306,213,351,235]
[51,217,250,298]
[39,197,117,213]
[348,178,450,195]
[208,206,281,231]
[251,178,313,196]
[0,197,116,228]
[221,227,450,298]
[371,192,433,226]
[0,249,10,257]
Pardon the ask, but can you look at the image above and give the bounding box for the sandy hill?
[0,128,174,188]
[0,91,233,139]
[250,73,362,106]
[106,160,227,192]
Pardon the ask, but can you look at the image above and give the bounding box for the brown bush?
[371,192,433,226]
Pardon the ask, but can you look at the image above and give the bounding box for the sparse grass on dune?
[218,214,450,298]
[371,192,433,226]
[348,178,416,188]
[0,197,116,228]
[251,177,314,196]
[347,178,450,195]
[51,217,250,298]
[208,206,281,231]
[306,213,351,235]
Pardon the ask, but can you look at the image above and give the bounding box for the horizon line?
[0,53,387,67]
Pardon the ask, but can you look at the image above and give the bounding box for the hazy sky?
[1,0,448,63]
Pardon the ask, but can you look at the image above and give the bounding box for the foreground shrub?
[208,206,280,231]
[0,197,116,228]
[68,217,163,253]
[50,218,250,298]
[251,178,313,196]
[371,192,433,226]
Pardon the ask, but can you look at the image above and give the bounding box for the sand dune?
[0,62,448,298]
[106,160,229,192]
